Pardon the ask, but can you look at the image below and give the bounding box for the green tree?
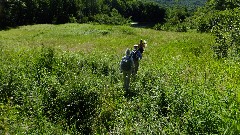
[167,6,189,25]
[207,0,240,10]
[125,1,166,23]
[212,8,240,58]
[82,0,100,17]
[0,1,4,28]
[35,0,52,23]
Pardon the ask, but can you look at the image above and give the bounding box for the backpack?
[131,50,139,61]
[121,56,132,71]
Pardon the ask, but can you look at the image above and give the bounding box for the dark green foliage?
[176,24,187,32]
[150,0,207,10]
[124,1,166,23]
[93,9,130,25]
[153,6,189,32]
[190,0,240,32]
[189,0,240,58]
[207,0,240,10]
[0,0,84,27]
[0,0,167,29]
[167,6,190,25]
[211,9,240,58]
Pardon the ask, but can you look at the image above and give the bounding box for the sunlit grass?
[0,23,239,134]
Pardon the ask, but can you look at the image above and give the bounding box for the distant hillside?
[146,0,207,9]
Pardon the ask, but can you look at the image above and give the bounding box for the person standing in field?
[131,44,142,75]
[138,39,147,54]
[120,48,134,91]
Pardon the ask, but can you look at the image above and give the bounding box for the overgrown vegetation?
[1,0,240,134]
[92,8,131,25]
[188,0,240,58]
[150,0,207,10]
[0,24,239,134]
[153,6,189,32]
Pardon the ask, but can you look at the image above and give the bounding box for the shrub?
[153,22,187,32]
[93,9,130,25]
[212,8,240,59]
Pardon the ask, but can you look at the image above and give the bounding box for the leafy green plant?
[0,23,239,134]
[93,8,131,25]
[212,8,240,59]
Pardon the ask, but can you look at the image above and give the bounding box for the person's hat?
[134,44,138,47]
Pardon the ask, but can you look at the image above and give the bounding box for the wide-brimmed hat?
[134,44,138,47]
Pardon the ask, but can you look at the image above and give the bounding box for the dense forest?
[0,0,209,30]
[0,0,167,29]
[149,0,207,9]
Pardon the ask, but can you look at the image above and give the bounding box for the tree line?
[0,0,166,29]
[151,0,207,10]
[189,0,240,58]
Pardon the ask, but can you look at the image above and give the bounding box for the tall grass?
[0,23,239,134]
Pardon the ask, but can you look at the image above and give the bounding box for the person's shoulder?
[130,57,134,62]
[125,55,131,59]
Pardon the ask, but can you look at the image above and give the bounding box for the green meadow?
[0,23,240,134]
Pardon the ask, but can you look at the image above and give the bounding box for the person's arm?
[120,58,123,72]
[138,51,142,60]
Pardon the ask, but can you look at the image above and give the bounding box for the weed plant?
[0,24,239,134]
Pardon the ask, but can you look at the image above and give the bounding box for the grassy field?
[0,23,240,134]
